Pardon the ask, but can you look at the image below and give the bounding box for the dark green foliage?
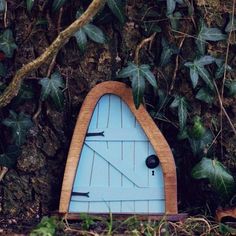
[184,56,215,89]
[166,0,184,16]
[192,157,235,198]
[196,20,227,55]
[30,216,58,236]
[170,96,188,132]
[225,15,236,33]
[39,72,65,111]
[83,24,106,44]
[190,116,206,139]
[74,10,106,52]
[0,29,17,58]
[0,0,5,12]
[26,0,34,12]
[195,87,215,104]
[168,12,182,30]
[80,213,95,230]
[219,223,236,235]
[159,38,179,67]
[107,0,126,24]
[188,130,213,156]
[117,62,157,108]
[215,58,232,79]
[225,80,236,97]
[52,0,67,12]
[0,145,21,168]
[2,111,33,146]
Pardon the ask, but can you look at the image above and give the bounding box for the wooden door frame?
[59,81,178,215]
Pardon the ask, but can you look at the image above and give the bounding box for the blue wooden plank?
[148,143,165,213]
[85,142,146,187]
[121,99,136,212]
[87,101,99,132]
[134,141,149,213]
[106,95,122,212]
[71,187,164,201]
[89,95,110,212]
[86,128,148,141]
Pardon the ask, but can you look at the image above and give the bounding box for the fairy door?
[69,94,165,214]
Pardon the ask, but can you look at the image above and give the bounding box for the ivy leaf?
[219,224,236,235]
[170,96,188,131]
[0,145,21,168]
[0,29,17,58]
[11,84,34,107]
[225,15,236,33]
[139,64,157,89]
[117,62,157,108]
[198,23,227,41]
[26,0,34,12]
[192,157,235,197]
[39,72,65,110]
[83,24,106,44]
[196,87,214,104]
[0,0,6,12]
[107,0,125,24]
[52,0,67,12]
[185,56,214,89]
[215,58,232,79]
[159,38,179,67]
[197,55,215,66]
[132,74,145,109]
[166,0,176,15]
[225,80,236,97]
[117,62,138,78]
[197,66,213,90]
[188,130,213,156]
[74,29,88,52]
[31,217,57,236]
[196,21,227,54]
[189,116,206,140]
[168,12,182,30]
[2,111,33,146]
[189,66,199,88]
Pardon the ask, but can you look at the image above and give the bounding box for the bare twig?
[169,35,186,94]
[0,0,105,108]
[219,0,236,157]
[0,167,8,181]
[213,80,236,135]
[134,33,156,65]
[3,0,7,28]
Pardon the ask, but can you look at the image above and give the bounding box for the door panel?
[69,94,165,214]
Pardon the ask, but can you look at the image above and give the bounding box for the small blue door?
[69,94,165,214]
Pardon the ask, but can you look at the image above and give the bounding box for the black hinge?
[72,192,90,198]
[86,131,104,137]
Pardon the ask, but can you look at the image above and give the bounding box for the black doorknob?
[145,155,159,169]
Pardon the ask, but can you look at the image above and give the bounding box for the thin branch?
[221,0,235,99]
[213,80,236,135]
[134,33,156,65]
[0,0,105,108]
[169,35,186,94]
[3,0,7,28]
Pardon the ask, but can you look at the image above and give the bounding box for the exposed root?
[134,33,156,65]
[0,0,105,108]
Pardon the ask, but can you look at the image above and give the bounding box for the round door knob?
[145,155,159,169]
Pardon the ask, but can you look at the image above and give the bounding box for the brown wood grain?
[59,81,178,216]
